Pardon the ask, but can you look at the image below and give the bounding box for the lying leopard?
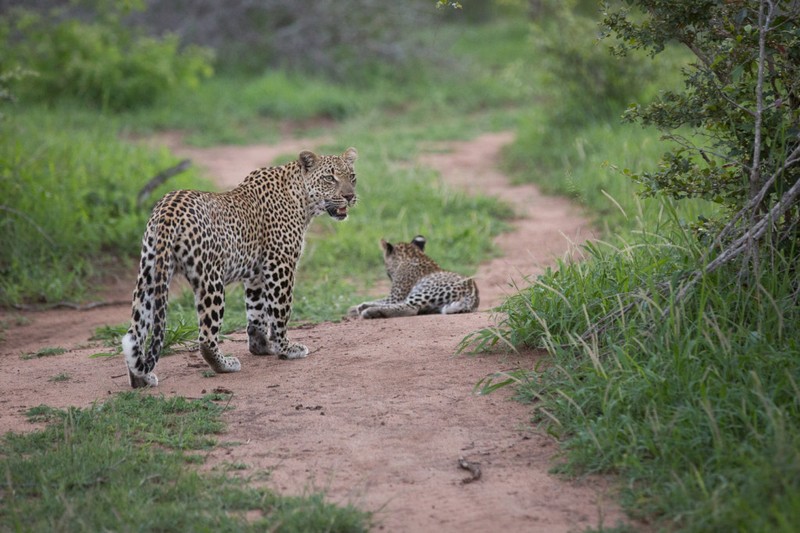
[349,235,479,319]
[122,148,358,388]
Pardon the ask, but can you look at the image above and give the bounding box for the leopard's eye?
[350,173,357,185]
[323,174,336,183]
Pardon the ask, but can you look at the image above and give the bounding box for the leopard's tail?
[465,278,480,311]
[442,277,480,314]
[122,215,176,388]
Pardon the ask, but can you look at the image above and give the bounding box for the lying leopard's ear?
[381,238,394,255]
[411,235,426,251]
[299,151,318,171]
[342,147,358,165]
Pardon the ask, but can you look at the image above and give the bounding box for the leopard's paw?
[129,369,158,388]
[200,344,242,373]
[279,342,309,360]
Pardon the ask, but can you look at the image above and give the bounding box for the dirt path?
[0,132,627,532]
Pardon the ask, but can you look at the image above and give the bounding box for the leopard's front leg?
[360,301,419,318]
[347,297,391,317]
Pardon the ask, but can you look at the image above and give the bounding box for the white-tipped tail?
[122,333,139,374]
[442,300,470,314]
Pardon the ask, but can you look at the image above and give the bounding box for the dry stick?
[136,159,192,209]
[748,0,773,201]
[13,299,130,312]
[671,170,800,309]
[457,456,482,484]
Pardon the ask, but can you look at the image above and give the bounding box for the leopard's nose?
[343,193,355,203]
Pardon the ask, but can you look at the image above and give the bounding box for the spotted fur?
[349,235,479,319]
[122,148,358,388]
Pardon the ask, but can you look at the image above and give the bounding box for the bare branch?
[671,165,800,307]
[749,0,776,200]
[709,139,800,251]
[136,159,192,209]
[662,132,750,170]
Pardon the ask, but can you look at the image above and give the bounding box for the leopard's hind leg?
[194,275,241,374]
[244,275,271,355]
[348,297,390,317]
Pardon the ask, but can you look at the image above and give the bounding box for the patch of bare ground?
[0,132,635,532]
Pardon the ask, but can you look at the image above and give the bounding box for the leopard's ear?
[342,147,358,165]
[411,235,426,251]
[381,238,393,255]
[299,151,318,171]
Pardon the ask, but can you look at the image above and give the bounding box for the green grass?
[504,112,718,235]
[118,17,537,148]
[0,392,370,532]
[118,71,371,146]
[0,106,211,306]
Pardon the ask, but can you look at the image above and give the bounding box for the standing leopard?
[122,148,358,388]
[349,235,479,319]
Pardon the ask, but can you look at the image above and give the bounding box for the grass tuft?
[20,346,67,360]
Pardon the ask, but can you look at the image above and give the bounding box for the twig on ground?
[12,300,130,311]
[458,456,482,484]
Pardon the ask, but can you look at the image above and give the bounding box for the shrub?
[0,6,213,111]
[604,0,800,254]
[532,0,654,126]
[0,107,207,304]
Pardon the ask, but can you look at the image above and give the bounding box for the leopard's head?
[380,235,439,285]
[300,147,358,221]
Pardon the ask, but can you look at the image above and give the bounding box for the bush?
[604,0,800,253]
[465,5,800,529]
[499,0,658,179]
[132,0,447,80]
[0,6,213,111]
[532,0,654,126]
[0,107,207,304]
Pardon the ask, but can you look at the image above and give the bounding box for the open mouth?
[328,205,348,220]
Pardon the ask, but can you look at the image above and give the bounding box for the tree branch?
[708,139,800,253]
[671,165,800,307]
[136,159,192,209]
[749,0,776,201]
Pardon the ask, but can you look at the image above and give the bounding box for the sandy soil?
[0,132,632,532]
